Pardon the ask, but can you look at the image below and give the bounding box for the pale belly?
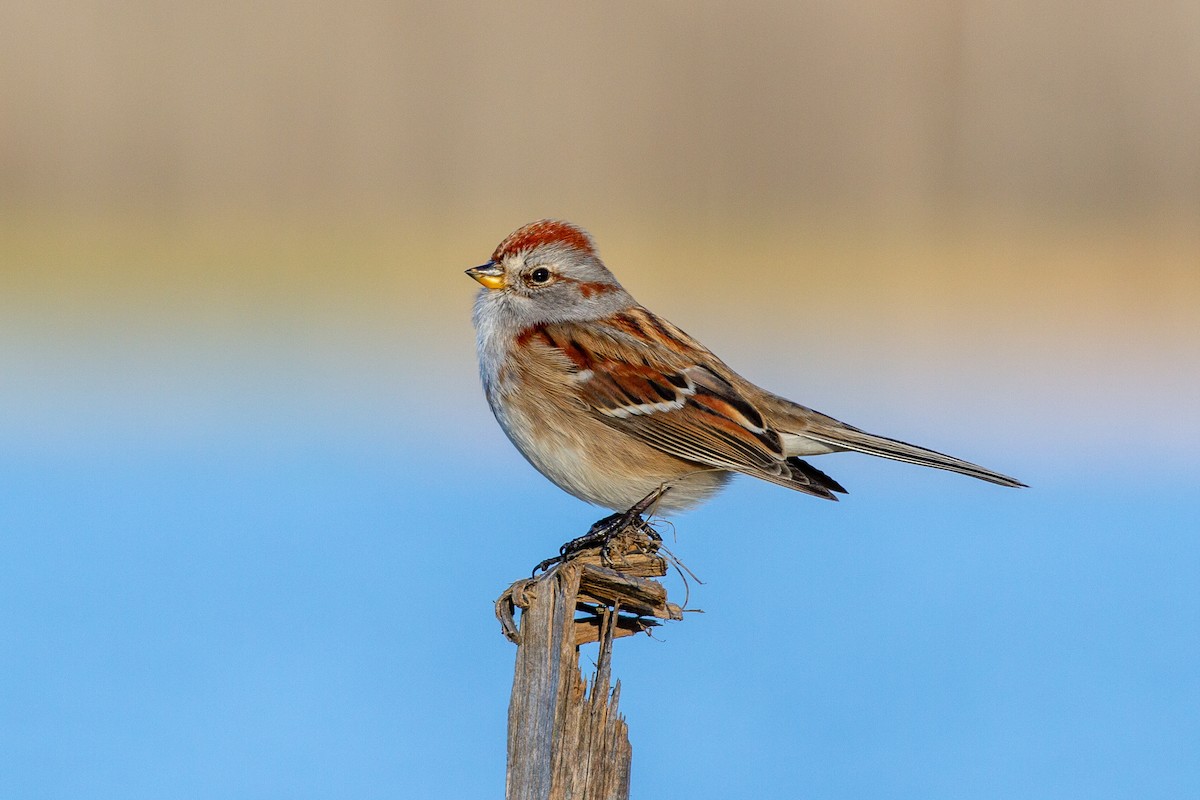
[487,382,730,513]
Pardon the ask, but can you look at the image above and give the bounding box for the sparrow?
[468,220,1024,540]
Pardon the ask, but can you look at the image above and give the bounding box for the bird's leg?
[533,486,670,574]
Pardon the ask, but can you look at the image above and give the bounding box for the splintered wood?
[496,543,683,646]
[497,530,684,800]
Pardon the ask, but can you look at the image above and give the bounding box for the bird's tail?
[802,423,1027,488]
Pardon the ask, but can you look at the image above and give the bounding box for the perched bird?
[467,220,1024,541]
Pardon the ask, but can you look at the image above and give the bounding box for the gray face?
[484,243,636,329]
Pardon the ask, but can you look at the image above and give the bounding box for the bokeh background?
[2,2,1197,798]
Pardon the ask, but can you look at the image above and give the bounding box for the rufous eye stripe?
[576,281,618,299]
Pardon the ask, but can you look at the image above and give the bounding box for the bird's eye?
[529,267,551,284]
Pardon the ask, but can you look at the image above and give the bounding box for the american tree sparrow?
[468,220,1024,550]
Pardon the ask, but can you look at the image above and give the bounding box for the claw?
[531,486,671,574]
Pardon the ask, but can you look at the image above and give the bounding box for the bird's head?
[467,220,634,328]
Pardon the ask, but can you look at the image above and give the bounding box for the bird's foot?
[533,486,669,574]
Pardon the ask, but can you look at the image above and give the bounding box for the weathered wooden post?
[495,529,683,800]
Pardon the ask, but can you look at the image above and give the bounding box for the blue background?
[3,392,1196,798]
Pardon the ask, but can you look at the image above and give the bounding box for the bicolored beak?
[465,262,505,290]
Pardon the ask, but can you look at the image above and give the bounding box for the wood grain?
[498,533,681,799]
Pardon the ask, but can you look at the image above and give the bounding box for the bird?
[467,219,1024,554]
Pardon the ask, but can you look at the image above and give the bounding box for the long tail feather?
[803,425,1027,488]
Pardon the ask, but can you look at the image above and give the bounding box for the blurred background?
[2,2,1197,798]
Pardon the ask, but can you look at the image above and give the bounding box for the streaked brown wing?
[587,361,787,473]
[534,310,841,499]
